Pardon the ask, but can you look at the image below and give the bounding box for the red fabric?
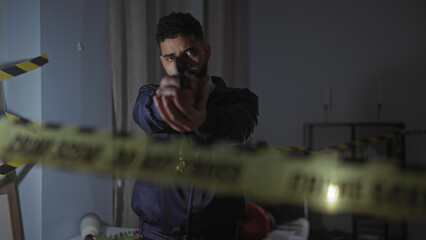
[238,202,270,240]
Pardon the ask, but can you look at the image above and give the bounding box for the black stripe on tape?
[2,66,26,76]
[17,116,30,124]
[13,118,30,125]
[30,56,49,66]
[44,123,61,129]
[0,164,16,175]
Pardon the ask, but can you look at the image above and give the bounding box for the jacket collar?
[210,76,232,94]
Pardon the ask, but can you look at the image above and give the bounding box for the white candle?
[80,213,101,240]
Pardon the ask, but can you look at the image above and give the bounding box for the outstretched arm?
[133,74,208,134]
[153,74,208,132]
[133,76,259,144]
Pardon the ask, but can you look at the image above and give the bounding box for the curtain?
[205,0,250,88]
[108,0,249,228]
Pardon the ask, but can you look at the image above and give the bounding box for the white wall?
[250,0,426,148]
[0,1,42,118]
[41,0,112,239]
[1,0,113,239]
[0,0,43,239]
[249,0,426,239]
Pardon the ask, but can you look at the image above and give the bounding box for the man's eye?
[166,56,175,61]
[186,50,196,56]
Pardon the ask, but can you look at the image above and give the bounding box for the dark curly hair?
[156,12,205,46]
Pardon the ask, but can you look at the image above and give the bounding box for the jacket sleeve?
[194,89,259,144]
[132,84,171,134]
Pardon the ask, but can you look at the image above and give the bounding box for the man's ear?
[204,43,211,60]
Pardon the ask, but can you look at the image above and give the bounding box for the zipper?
[185,185,195,238]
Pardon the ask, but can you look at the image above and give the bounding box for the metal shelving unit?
[304,122,406,240]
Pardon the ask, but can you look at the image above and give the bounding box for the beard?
[188,61,208,79]
[188,61,208,104]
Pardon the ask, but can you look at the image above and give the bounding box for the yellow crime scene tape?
[0,53,48,81]
[0,53,48,173]
[0,111,38,175]
[280,129,425,154]
[1,117,426,220]
[2,53,426,219]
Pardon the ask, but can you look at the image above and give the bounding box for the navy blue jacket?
[132,76,259,239]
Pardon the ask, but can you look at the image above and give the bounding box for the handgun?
[175,56,191,90]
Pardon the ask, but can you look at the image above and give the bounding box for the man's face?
[160,34,211,78]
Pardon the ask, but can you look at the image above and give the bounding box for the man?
[132,12,259,240]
